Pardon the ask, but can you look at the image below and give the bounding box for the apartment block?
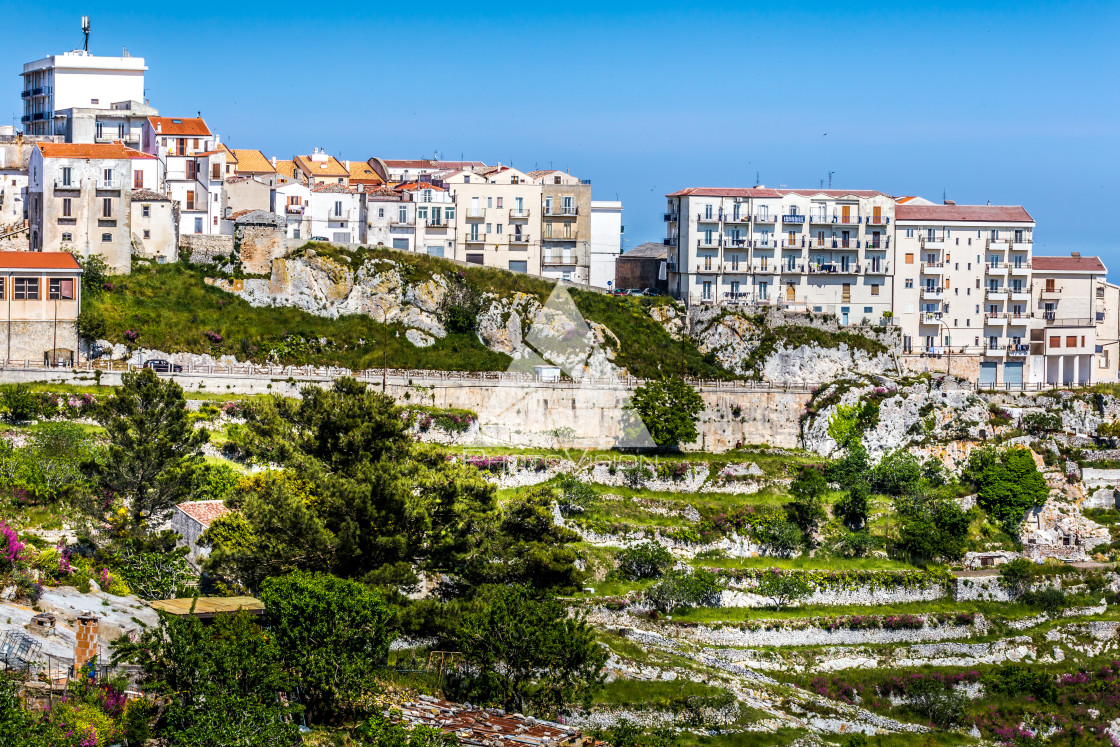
[21,50,147,137]
[28,142,157,272]
[141,116,225,235]
[665,188,896,320]
[534,170,591,283]
[444,166,542,274]
[590,200,624,289]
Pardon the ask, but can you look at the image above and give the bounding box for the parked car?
[144,359,183,373]
[626,289,644,296]
[642,288,662,297]
[310,236,330,242]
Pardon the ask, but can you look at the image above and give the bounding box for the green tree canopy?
[628,376,704,450]
[260,571,393,723]
[449,585,606,718]
[85,367,208,530]
[894,493,971,564]
[963,446,1049,527]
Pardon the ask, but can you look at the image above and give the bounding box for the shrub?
[1021,586,1067,614]
[615,541,674,581]
[997,557,1035,596]
[555,473,596,516]
[902,677,966,727]
[982,664,1057,703]
[755,568,813,608]
[1022,411,1062,435]
[645,569,721,613]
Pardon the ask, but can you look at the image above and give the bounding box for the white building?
[22,49,147,137]
[589,200,623,289]
[140,117,226,234]
[273,177,311,240]
[395,182,456,257]
[308,183,360,243]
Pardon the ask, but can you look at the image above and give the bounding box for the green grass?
[664,598,1059,625]
[88,249,734,379]
[593,678,732,707]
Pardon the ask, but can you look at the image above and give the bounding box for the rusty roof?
[150,596,263,618]
[175,500,230,527]
[393,696,594,747]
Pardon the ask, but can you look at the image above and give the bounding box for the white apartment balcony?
[510,233,530,244]
[865,215,891,226]
[509,209,530,219]
[1007,343,1030,357]
[1006,313,1031,326]
[985,289,1008,301]
[696,212,720,223]
[782,263,806,274]
[808,262,860,275]
[781,238,807,249]
[95,179,123,190]
[285,204,305,215]
[424,219,448,229]
[921,311,944,324]
[985,263,1009,275]
[391,216,414,227]
[544,205,578,217]
[984,313,1006,325]
[1040,287,1063,300]
[724,236,749,249]
[921,261,944,274]
[723,264,748,274]
[865,262,889,274]
[920,234,947,248]
[982,341,1005,357]
[465,208,486,219]
[921,286,944,300]
[1011,240,1032,251]
[725,213,750,224]
[695,263,721,274]
[54,179,81,191]
[697,237,719,249]
[986,237,1011,250]
[465,234,485,244]
[753,213,777,223]
[1009,288,1030,301]
[752,264,779,275]
[663,212,679,222]
[663,236,678,247]
[1009,262,1031,275]
[781,214,806,225]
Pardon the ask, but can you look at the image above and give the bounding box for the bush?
[1021,586,1067,614]
[964,446,1049,526]
[645,569,721,613]
[997,557,1035,596]
[755,569,813,609]
[982,664,1057,702]
[903,676,966,727]
[871,449,922,496]
[555,473,596,517]
[754,519,803,557]
[615,542,674,581]
[1022,411,1062,435]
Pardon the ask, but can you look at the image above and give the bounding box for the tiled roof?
[176,500,230,528]
[295,154,348,178]
[396,181,445,192]
[365,186,406,200]
[382,159,486,170]
[1032,255,1107,273]
[666,187,783,198]
[311,183,355,194]
[346,160,382,183]
[131,188,170,201]
[228,209,253,220]
[219,144,237,163]
[477,165,509,177]
[0,252,81,270]
[621,242,668,260]
[393,697,594,747]
[274,160,297,179]
[231,149,276,174]
[147,117,212,137]
[527,169,559,178]
[777,189,885,198]
[895,204,1033,223]
[37,142,155,160]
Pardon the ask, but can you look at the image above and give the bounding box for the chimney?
[271,157,277,167]
[156,122,162,134]
[74,612,100,672]
[943,199,956,205]
[1072,252,1081,258]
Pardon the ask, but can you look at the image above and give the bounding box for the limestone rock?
[405,329,436,348]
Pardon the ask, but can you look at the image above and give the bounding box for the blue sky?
[6,2,1119,267]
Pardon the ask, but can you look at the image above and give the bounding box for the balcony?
[465,208,486,219]
[510,233,531,244]
[983,343,1004,357]
[725,213,750,224]
[780,239,807,249]
[753,213,776,223]
[920,235,947,248]
[1007,344,1030,357]
[95,180,123,190]
[696,238,719,249]
[985,313,1006,324]
[865,216,890,226]
[835,214,861,225]
[696,212,720,223]
[723,264,748,274]
[54,179,80,191]
[1010,262,1031,275]
[285,204,305,215]
[752,264,779,275]
[544,206,578,217]
[465,235,485,244]
[724,236,750,249]
[985,289,1008,301]
[663,212,678,222]
[1040,287,1063,299]
[696,263,721,274]
[1043,314,1093,327]
[922,312,944,323]
[921,261,944,273]
[543,252,581,265]
[424,219,448,229]
[985,263,1009,274]
[1009,288,1030,301]
[1005,313,1031,325]
[782,214,805,224]
[391,216,414,226]
[921,286,944,300]
[782,263,805,274]
[808,263,859,275]
[509,209,530,219]
[865,262,889,274]
[666,261,679,273]
[721,291,752,304]
[663,236,678,247]
[809,214,832,225]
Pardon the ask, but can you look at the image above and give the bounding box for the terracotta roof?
[147,117,212,137]
[1032,255,1107,274]
[396,181,445,192]
[895,204,1033,223]
[230,149,275,174]
[777,189,885,198]
[37,142,155,160]
[219,144,237,163]
[311,183,355,194]
[382,159,486,170]
[228,209,253,220]
[527,169,559,178]
[274,160,298,180]
[151,596,263,618]
[346,160,382,183]
[0,252,81,270]
[294,153,348,178]
[478,165,509,177]
[393,697,594,747]
[175,500,230,528]
[667,187,782,198]
[365,186,406,200]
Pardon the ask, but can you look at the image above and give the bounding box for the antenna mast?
[828,171,835,189]
[82,16,90,52]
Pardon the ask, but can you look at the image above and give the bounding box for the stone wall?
[236,223,286,275]
[180,233,235,265]
[0,229,29,252]
[899,353,982,382]
[0,320,79,362]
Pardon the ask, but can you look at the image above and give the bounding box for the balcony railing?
[808,263,860,275]
[544,206,578,216]
[1008,344,1030,356]
[285,204,305,214]
[922,312,944,323]
[465,235,484,243]
[509,233,530,244]
[724,237,749,248]
[663,237,678,246]
[697,238,719,249]
[921,286,944,298]
[985,289,1008,299]
[663,213,678,222]
[509,209,530,219]
[54,179,80,190]
[751,264,779,274]
[465,208,486,219]
[696,263,721,274]
[725,213,750,224]
[782,214,805,224]
[921,261,944,271]
[1043,314,1093,327]
[697,212,720,223]
[865,216,890,225]
[1040,287,1063,298]
[95,180,123,190]
[753,213,776,223]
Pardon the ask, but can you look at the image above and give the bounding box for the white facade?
[22,50,147,137]
[140,117,225,234]
[589,200,623,289]
[308,184,360,243]
[273,180,311,239]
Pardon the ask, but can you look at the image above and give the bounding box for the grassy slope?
[88,249,732,378]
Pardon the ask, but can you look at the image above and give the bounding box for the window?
[134,170,143,188]
[871,284,879,296]
[487,197,493,208]
[102,198,112,218]
[496,197,503,208]
[1066,336,1077,347]
[14,278,38,299]
[62,197,72,217]
[496,224,503,234]
[186,190,195,210]
[378,208,384,218]
[1045,278,1056,292]
[398,206,407,223]
[90,98,99,105]
[143,230,150,239]
[142,204,150,217]
[334,201,343,217]
[486,223,492,234]
[905,279,913,289]
[102,168,113,186]
[905,228,914,238]
[418,207,428,219]
[49,278,74,300]
[905,252,914,264]
[509,260,527,273]
[61,167,72,186]
[61,232,72,242]
[445,207,455,220]
[212,192,218,202]
[102,232,112,242]
[193,138,200,150]
[1050,336,1061,348]
[194,217,202,233]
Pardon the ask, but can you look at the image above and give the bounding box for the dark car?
[310,236,330,242]
[144,359,183,373]
[642,288,662,297]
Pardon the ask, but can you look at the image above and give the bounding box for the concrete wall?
[130,198,177,262]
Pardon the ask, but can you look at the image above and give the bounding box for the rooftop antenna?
[755,170,760,185]
[81,16,90,52]
[828,171,835,189]
[942,187,947,202]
